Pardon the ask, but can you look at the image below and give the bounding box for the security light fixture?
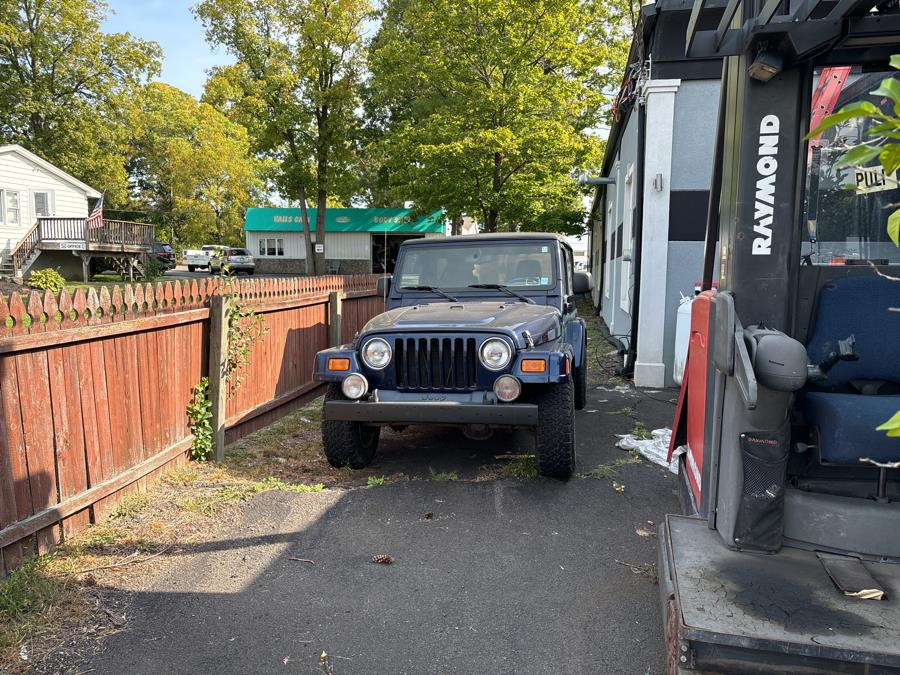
[748,49,783,82]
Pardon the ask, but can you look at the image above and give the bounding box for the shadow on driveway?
[79,386,679,675]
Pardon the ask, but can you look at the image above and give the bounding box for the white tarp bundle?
[615,428,680,474]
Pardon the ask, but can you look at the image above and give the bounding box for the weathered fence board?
[0,274,384,576]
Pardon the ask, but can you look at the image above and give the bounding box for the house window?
[33,191,53,217]
[3,190,20,225]
[258,237,285,256]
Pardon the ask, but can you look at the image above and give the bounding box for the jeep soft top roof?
[400,232,570,246]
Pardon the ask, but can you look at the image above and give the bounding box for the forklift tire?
[322,383,380,469]
[534,378,575,479]
[574,360,587,410]
[188,265,196,272]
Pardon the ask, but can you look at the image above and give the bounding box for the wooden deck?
[38,217,155,253]
[2,217,155,281]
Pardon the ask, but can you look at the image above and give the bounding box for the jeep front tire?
[322,383,380,469]
[534,378,576,479]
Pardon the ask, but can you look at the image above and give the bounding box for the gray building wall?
[592,78,721,385]
[660,79,720,386]
[599,112,639,345]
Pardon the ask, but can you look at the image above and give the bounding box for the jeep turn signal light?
[520,359,547,373]
[328,358,350,371]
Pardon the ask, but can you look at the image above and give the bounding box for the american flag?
[87,193,104,229]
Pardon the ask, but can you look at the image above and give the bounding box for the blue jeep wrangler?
[313,233,592,478]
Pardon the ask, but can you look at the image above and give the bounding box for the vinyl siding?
[246,231,371,260]
[0,152,91,254]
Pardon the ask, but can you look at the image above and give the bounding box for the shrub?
[187,378,213,461]
[27,268,66,292]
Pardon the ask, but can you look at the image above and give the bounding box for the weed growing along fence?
[0,274,384,576]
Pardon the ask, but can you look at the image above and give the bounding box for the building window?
[2,190,20,225]
[33,190,53,217]
[258,237,285,256]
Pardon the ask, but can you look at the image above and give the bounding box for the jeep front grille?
[394,337,478,390]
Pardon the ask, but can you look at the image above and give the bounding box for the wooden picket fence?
[0,274,384,576]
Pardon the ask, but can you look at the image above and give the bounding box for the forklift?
[659,0,900,672]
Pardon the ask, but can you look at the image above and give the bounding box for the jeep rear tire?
[322,383,380,469]
[534,378,575,479]
[574,359,587,410]
[188,265,196,272]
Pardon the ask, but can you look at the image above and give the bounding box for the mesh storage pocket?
[733,432,789,552]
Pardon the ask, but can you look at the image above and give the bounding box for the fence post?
[328,291,343,347]
[208,294,229,461]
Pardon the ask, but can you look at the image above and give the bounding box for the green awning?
[244,207,445,233]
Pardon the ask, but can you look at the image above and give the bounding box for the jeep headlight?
[479,338,512,371]
[362,337,392,370]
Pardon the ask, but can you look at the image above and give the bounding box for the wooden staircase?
[0,221,41,281]
[0,217,155,281]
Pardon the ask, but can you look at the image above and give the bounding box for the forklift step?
[661,514,900,673]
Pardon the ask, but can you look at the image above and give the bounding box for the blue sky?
[102,0,232,98]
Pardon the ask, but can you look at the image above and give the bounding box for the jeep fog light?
[362,338,392,369]
[493,375,521,402]
[342,373,369,400]
[480,338,512,370]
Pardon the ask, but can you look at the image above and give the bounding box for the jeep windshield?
[397,243,556,291]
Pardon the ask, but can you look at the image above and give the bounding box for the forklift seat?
[804,275,900,465]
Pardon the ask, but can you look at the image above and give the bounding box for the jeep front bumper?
[324,399,538,427]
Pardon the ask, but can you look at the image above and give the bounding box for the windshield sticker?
[541,246,548,252]
[540,276,549,285]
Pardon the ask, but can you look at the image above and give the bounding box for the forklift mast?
[658,3,900,672]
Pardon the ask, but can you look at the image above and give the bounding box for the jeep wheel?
[187,265,196,272]
[574,359,587,410]
[322,383,380,469]
[534,378,575,479]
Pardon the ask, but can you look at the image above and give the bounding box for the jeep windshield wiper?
[468,284,535,304]
[400,285,459,302]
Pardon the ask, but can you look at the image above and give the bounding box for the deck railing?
[8,220,41,273]
[38,217,155,250]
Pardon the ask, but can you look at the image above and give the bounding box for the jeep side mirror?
[376,275,392,297]
[573,272,593,295]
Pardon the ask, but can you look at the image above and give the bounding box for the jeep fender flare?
[565,317,587,369]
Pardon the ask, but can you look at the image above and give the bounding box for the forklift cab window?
[803,66,900,266]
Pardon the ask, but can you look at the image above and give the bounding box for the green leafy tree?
[809,56,900,438]
[128,83,264,247]
[0,0,161,204]
[195,0,371,274]
[367,0,631,232]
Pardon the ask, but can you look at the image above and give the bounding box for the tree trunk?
[298,184,315,276]
[315,187,327,276]
[486,208,498,233]
[487,151,503,232]
[451,215,463,236]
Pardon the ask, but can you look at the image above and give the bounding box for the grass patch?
[179,478,325,517]
[429,468,459,481]
[587,452,641,481]
[0,558,74,660]
[110,493,151,520]
[631,420,652,440]
[367,475,387,487]
[504,455,539,479]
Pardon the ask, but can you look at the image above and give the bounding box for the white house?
[0,144,101,261]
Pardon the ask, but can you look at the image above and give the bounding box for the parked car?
[209,247,255,275]
[152,241,176,270]
[183,245,225,272]
[313,233,592,478]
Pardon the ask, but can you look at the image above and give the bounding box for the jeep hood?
[362,301,562,346]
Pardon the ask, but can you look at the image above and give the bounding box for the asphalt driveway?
[80,385,679,675]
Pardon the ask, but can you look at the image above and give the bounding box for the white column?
[634,79,680,388]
